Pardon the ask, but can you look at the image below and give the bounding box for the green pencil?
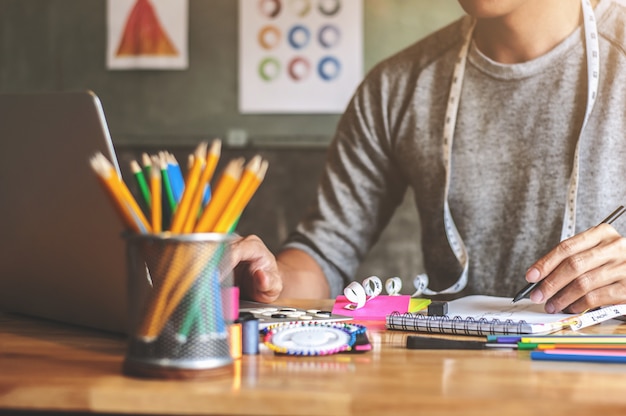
[130,160,151,209]
[141,152,152,178]
[158,152,177,219]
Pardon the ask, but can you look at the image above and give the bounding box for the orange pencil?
[182,139,222,233]
[194,158,245,233]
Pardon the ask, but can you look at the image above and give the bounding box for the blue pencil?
[166,153,185,203]
[531,350,626,364]
[202,185,211,207]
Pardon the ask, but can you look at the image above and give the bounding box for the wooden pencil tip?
[245,154,263,172]
[158,152,169,169]
[167,152,177,164]
[257,159,269,179]
[195,141,209,160]
[150,156,161,178]
[209,138,222,155]
[89,153,114,177]
[130,160,142,173]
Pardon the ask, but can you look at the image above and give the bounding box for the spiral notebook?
[386,295,574,336]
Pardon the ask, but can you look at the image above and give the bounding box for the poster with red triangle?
[107,0,188,70]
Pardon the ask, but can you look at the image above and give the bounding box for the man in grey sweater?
[232,0,626,314]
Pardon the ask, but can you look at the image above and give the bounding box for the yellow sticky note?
[408,298,431,313]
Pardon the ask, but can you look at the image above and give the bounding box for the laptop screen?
[0,91,129,334]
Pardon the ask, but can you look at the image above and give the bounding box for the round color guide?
[288,25,311,50]
[288,57,311,81]
[318,56,341,81]
[258,25,281,50]
[318,24,341,48]
[258,57,281,81]
[258,0,282,18]
[288,0,312,17]
[318,0,341,16]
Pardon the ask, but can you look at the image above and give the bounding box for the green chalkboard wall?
[0,0,464,147]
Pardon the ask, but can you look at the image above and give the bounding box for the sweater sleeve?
[282,70,408,297]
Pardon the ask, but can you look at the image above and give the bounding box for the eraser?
[427,301,448,316]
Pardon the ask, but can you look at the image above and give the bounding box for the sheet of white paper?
[445,295,572,324]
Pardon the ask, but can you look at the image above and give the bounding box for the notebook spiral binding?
[387,312,530,336]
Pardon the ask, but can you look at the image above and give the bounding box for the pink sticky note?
[222,286,240,321]
[332,295,411,321]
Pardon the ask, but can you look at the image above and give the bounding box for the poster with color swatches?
[107,0,188,70]
[239,0,363,113]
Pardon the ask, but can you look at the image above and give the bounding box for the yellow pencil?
[194,158,245,233]
[150,155,162,233]
[89,153,151,234]
[169,142,207,233]
[213,159,268,233]
[182,139,222,233]
[90,154,136,231]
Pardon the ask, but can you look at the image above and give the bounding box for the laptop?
[0,90,129,334]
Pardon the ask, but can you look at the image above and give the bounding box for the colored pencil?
[90,153,151,234]
[150,155,162,233]
[182,139,221,233]
[166,153,185,203]
[158,152,177,221]
[194,158,244,233]
[531,349,626,364]
[130,159,151,210]
[213,157,267,233]
[520,336,626,344]
[141,152,152,179]
[537,343,626,350]
[169,142,207,233]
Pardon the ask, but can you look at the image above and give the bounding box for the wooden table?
[2,299,626,416]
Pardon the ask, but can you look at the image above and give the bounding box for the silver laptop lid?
[0,90,128,333]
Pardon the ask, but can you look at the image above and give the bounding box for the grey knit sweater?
[284,0,626,298]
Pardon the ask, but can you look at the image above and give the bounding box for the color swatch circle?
[318,24,340,48]
[259,0,282,18]
[318,0,341,16]
[258,57,281,81]
[258,25,281,50]
[288,57,311,81]
[288,0,311,17]
[318,56,341,81]
[288,25,311,50]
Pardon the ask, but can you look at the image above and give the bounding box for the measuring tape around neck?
[418,0,600,297]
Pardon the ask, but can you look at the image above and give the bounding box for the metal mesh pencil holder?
[123,232,236,379]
